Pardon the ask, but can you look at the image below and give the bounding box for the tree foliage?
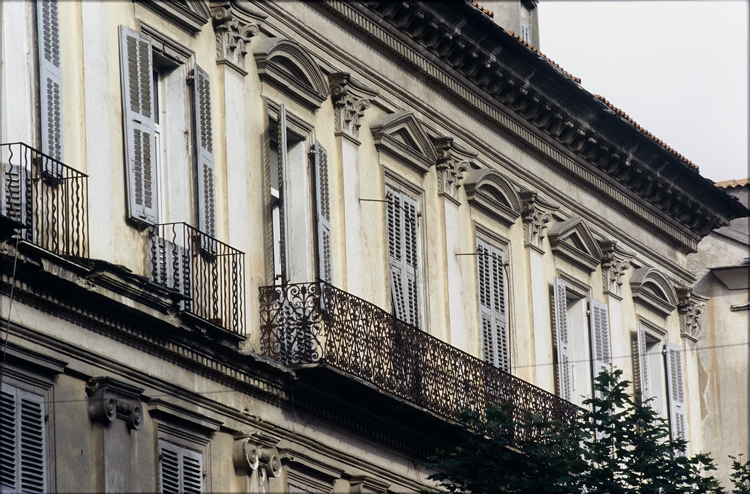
[428,369,749,494]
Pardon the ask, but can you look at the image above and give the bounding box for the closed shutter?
[635,322,651,404]
[477,238,495,365]
[552,277,572,401]
[665,342,687,444]
[386,186,420,328]
[0,384,46,493]
[37,0,63,162]
[119,25,158,224]
[159,440,203,494]
[192,65,215,239]
[311,140,332,283]
[588,299,612,379]
[402,194,419,329]
[491,245,509,372]
[476,239,510,372]
[386,185,406,322]
[277,104,289,283]
[151,236,193,310]
[1,164,30,231]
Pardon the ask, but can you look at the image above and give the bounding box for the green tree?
[428,369,724,494]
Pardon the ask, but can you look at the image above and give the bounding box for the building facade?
[1,0,747,492]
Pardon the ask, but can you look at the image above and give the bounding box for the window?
[476,237,509,371]
[158,439,203,494]
[521,23,531,44]
[385,184,420,328]
[0,383,47,493]
[552,276,612,406]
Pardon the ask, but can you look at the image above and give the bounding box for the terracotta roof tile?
[505,31,582,84]
[715,178,749,189]
[471,1,494,18]
[593,94,700,171]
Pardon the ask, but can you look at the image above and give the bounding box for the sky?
[538,1,749,183]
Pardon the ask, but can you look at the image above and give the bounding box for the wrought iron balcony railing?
[1,142,89,259]
[260,282,576,441]
[150,222,245,336]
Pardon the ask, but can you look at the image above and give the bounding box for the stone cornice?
[319,0,749,252]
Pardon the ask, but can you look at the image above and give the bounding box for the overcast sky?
[538,1,748,183]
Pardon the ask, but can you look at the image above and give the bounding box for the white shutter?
[193,64,216,239]
[277,105,289,283]
[476,238,495,366]
[311,140,332,283]
[159,440,202,494]
[636,322,651,404]
[402,193,420,329]
[0,384,46,493]
[553,277,572,401]
[386,185,406,322]
[37,0,63,162]
[665,342,687,444]
[119,25,158,224]
[588,299,612,378]
[490,245,509,372]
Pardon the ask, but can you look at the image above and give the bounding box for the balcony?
[1,142,89,259]
[260,282,576,443]
[150,222,245,336]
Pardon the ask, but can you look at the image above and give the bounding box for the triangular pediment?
[370,111,437,174]
[548,217,603,272]
[135,0,212,34]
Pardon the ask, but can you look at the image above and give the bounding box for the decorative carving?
[463,168,523,226]
[87,377,144,431]
[520,190,558,251]
[233,433,281,493]
[432,136,475,203]
[630,268,678,317]
[210,0,265,71]
[599,240,633,298]
[329,72,378,140]
[369,111,437,174]
[677,286,708,341]
[547,217,604,272]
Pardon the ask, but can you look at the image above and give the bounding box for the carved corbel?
[87,377,144,431]
[599,240,633,298]
[210,0,266,71]
[433,137,475,204]
[676,286,708,341]
[233,433,282,493]
[329,72,379,141]
[520,190,558,251]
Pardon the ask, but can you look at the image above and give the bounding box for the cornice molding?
[463,168,522,226]
[630,267,678,317]
[548,217,603,273]
[369,111,437,174]
[135,0,210,34]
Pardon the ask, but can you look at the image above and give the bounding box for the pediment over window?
[630,268,678,317]
[135,0,210,34]
[370,111,437,174]
[548,217,603,272]
[253,38,330,110]
[463,169,522,226]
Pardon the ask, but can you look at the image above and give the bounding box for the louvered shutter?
[193,65,216,240]
[181,448,203,494]
[1,164,30,230]
[588,299,612,378]
[37,0,63,162]
[490,246,509,372]
[311,140,332,283]
[636,322,651,404]
[119,25,158,224]
[552,277,572,401]
[402,193,420,329]
[151,236,193,311]
[665,342,687,444]
[159,440,203,494]
[277,105,289,283]
[0,384,46,493]
[386,185,406,322]
[476,238,495,366]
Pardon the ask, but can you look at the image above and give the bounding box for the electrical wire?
[0,234,21,391]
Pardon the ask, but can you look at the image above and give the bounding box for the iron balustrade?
[150,222,245,336]
[0,142,89,259]
[259,281,576,442]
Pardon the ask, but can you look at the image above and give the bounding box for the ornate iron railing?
[259,282,576,440]
[150,222,245,335]
[0,142,89,259]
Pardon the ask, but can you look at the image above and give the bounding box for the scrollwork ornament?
[329,72,377,140]
[677,286,707,340]
[210,3,260,70]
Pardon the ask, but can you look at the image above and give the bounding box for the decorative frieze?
[210,0,266,71]
[599,240,633,299]
[433,136,476,204]
[329,72,378,141]
[677,286,708,341]
[520,190,558,252]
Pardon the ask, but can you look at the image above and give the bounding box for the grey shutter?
[402,193,420,329]
[119,25,157,224]
[0,384,46,493]
[476,238,495,366]
[151,236,193,310]
[277,104,289,283]
[552,277,572,401]
[181,448,203,494]
[193,64,216,239]
[1,164,29,230]
[37,0,63,162]
[386,185,406,322]
[159,440,203,494]
[490,245,509,372]
[588,299,612,378]
[311,140,332,283]
[665,342,687,444]
[636,322,651,404]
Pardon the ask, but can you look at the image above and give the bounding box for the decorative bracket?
[677,286,708,341]
[329,72,378,141]
[87,377,144,431]
[433,136,476,204]
[210,0,266,72]
[520,190,558,252]
[233,433,282,487]
[599,240,634,299]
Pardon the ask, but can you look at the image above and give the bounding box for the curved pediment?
[253,38,330,109]
[370,111,437,174]
[630,268,678,317]
[548,217,603,272]
[463,169,522,226]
